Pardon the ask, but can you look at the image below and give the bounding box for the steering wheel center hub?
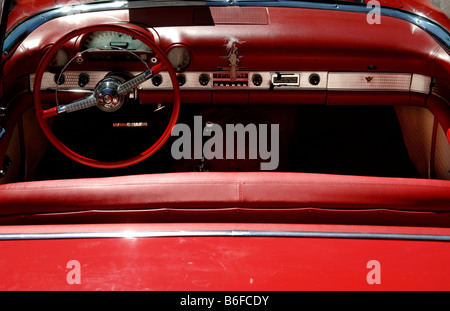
[95,77,124,112]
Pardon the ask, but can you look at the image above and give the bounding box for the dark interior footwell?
[33,104,420,180]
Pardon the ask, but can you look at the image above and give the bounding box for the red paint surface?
[0,224,449,290]
[1,236,450,290]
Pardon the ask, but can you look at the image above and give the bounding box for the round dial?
[82,31,152,52]
[167,46,191,72]
[47,48,69,70]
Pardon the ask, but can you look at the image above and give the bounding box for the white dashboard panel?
[30,71,431,94]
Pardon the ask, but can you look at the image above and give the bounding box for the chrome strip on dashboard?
[0,230,449,241]
[411,74,433,94]
[30,71,431,94]
[328,72,412,92]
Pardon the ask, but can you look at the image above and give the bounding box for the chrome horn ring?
[94,76,125,112]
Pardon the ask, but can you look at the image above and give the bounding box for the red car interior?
[0,0,449,291]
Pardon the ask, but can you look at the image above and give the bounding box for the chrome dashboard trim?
[0,230,449,241]
[410,74,433,95]
[327,72,412,92]
[30,71,431,94]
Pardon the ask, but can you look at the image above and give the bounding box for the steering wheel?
[33,24,180,169]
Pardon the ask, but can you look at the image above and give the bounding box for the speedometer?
[82,31,152,52]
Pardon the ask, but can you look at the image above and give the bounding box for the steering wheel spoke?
[117,70,153,96]
[57,95,98,114]
[42,95,97,119]
[117,62,165,96]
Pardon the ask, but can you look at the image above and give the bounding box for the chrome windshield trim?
[4,1,125,56]
[3,1,207,56]
[1,230,450,241]
[3,0,450,56]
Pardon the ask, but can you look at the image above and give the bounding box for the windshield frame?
[0,0,10,54]
[2,0,449,58]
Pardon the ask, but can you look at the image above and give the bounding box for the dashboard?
[2,5,448,108]
[31,27,431,101]
[31,29,434,106]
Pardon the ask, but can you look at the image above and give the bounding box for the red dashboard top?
[4,5,450,84]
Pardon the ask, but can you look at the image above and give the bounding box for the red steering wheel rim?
[33,23,180,169]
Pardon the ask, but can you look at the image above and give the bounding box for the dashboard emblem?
[220,36,245,81]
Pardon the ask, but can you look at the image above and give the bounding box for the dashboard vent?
[194,7,269,25]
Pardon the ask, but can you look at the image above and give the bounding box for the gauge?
[47,48,69,70]
[167,46,191,72]
[82,31,152,52]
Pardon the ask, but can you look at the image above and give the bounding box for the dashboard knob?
[177,74,186,86]
[152,75,163,87]
[252,74,263,86]
[54,73,65,85]
[199,74,210,86]
[78,73,90,87]
[309,74,321,86]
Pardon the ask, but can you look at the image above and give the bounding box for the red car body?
[0,0,449,291]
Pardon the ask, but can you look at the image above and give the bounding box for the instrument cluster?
[45,30,192,74]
